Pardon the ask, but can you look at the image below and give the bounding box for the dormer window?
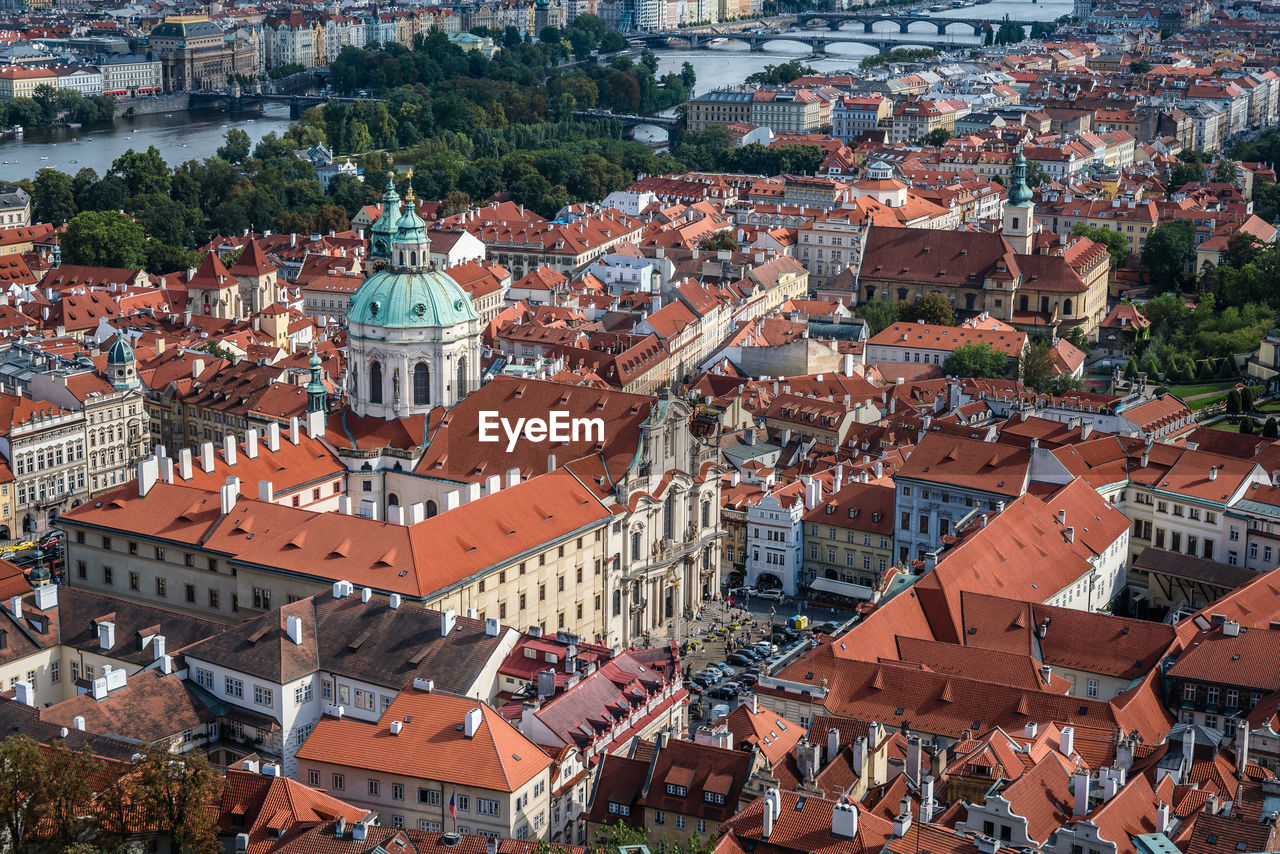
[666,784,687,797]
[704,792,725,804]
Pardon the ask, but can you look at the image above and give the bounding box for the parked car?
[726,653,755,667]
[753,641,779,655]
[706,685,739,701]
[814,621,842,635]
[683,680,704,694]
[692,673,715,688]
[727,586,757,598]
[736,673,759,687]
[698,668,723,684]
[712,662,737,676]
[757,589,786,602]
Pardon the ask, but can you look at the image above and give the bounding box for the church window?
[370,362,383,405]
[413,363,430,406]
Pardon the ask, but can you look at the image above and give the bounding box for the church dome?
[106,331,134,364]
[347,267,478,329]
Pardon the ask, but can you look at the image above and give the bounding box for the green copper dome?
[370,173,402,259]
[347,267,478,328]
[106,330,134,364]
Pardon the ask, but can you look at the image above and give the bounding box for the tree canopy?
[943,342,1010,378]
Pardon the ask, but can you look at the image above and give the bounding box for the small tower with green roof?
[369,172,403,262]
[1003,150,1037,255]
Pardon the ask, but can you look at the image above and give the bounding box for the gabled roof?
[296,688,552,792]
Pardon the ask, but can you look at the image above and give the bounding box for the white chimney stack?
[137,457,159,497]
[200,441,215,473]
[464,707,483,737]
[441,608,457,637]
[178,448,193,481]
[832,802,858,839]
[258,480,274,503]
[1073,771,1090,816]
[266,421,280,452]
[286,615,303,645]
[1060,725,1074,758]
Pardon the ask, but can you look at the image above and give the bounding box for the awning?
[809,576,873,601]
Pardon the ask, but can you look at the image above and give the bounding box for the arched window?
[413,363,430,406]
[369,361,383,405]
[425,500,438,518]
[456,357,467,398]
[387,493,399,506]
[410,251,417,267]
[1063,298,1073,316]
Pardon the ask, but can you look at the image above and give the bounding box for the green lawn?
[1166,381,1236,400]
[1209,420,1244,433]
[1257,400,1280,414]
[1188,392,1230,411]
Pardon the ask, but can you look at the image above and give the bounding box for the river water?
[0,103,294,183]
[0,0,1072,182]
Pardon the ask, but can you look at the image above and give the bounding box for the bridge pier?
[749,41,765,51]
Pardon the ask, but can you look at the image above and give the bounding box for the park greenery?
[745,60,816,85]
[0,85,117,129]
[859,47,940,69]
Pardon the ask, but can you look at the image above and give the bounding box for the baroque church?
[314,173,725,646]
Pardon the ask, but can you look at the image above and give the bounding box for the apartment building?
[297,687,554,838]
[800,479,895,603]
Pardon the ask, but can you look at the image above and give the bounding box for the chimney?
[387,505,405,526]
[1157,802,1170,834]
[852,735,867,778]
[286,615,303,645]
[486,839,498,854]
[220,479,239,515]
[200,441,215,473]
[223,434,238,466]
[1060,726,1074,757]
[289,416,301,445]
[97,620,114,650]
[158,455,174,484]
[921,775,935,823]
[1237,725,1250,772]
[13,680,33,707]
[336,818,346,839]
[441,608,457,637]
[361,587,372,604]
[306,408,325,440]
[1210,466,1218,481]
[1182,726,1196,764]
[537,668,556,699]
[1057,508,1066,526]
[73,715,85,731]
[390,720,403,735]
[193,358,205,379]
[333,580,351,599]
[893,798,912,838]
[762,789,779,839]
[91,677,107,700]
[258,480,274,503]
[389,594,401,610]
[137,457,159,497]
[907,736,922,783]
[266,421,280,452]
[351,823,367,842]
[506,467,521,488]
[178,448,193,481]
[245,428,259,459]
[152,635,166,661]
[337,495,352,515]
[33,583,56,612]
[1223,619,1240,637]
[1103,768,1119,801]
[1041,665,1053,684]
[832,802,858,839]
[464,707,483,737]
[486,617,500,637]
[1073,771,1090,816]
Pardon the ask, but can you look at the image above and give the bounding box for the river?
[0,0,1072,182]
[0,103,294,183]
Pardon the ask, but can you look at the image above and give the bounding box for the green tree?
[32,168,76,225]
[1242,384,1255,412]
[216,128,251,164]
[1071,222,1131,269]
[62,211,148,268]
[1066,325,1090,354]
[1129,60,1152,74]
[130,748,223,854]
[906,292,956,326]
[698,231,739,251]
[944,342,1010,378]
[599,31,628,52]
[0,736,48,851]
[109,147,170,198]
[1019,338,1056,392]
[1264,416,1278,438]
[42,741,104,852]
[1124,357,1138,380]
[1142,220,1196,290]
[921,127,951,147]
[1168,160,1207,192]
[857,299,900,334]
[1226,388,1242,415]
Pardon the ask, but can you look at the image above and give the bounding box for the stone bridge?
[632,30,947,52]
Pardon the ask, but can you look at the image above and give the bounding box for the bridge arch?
[903,19,940,33]
[940,19,981,34]
[868,18,902,33]
[758,37,820,52]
